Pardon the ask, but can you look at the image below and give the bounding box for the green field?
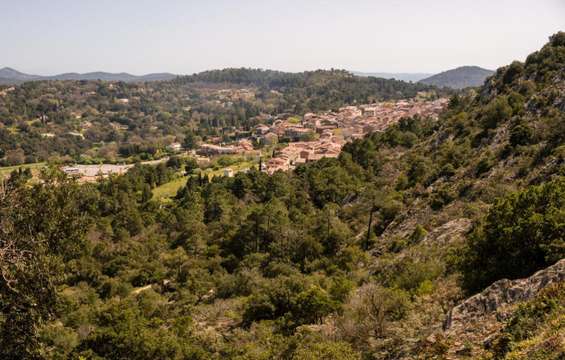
[152,175,189,200]
[152,161,257,201]
[0,162,46,178]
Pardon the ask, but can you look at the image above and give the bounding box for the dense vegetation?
[460,178,565,293]
[0,33,564,359]
[177,68,437,111]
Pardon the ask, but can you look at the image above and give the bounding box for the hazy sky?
[1,0,564,75]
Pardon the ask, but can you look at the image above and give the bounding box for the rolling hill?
[419,65,494,89]
[0,67,177,84]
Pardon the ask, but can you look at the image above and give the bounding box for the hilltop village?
[196,98,448,175]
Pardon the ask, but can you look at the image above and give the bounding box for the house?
[224,168,235,177]
[361,106,378,116]
[238,139,255,151]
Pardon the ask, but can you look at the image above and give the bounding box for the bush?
[482,97,512,129]
[475,154,495,176]
[509,122,534,147]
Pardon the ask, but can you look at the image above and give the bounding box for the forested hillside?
[176,68,435,106]
[0,33,564,359]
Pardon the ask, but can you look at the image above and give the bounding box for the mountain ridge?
[0,67,178,84]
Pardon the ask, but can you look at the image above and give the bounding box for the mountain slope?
[1,33,564,360]
[419,65,494,89]
[335,32,565,357]
[0,67,42,82]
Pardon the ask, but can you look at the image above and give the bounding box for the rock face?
[422,218,472,246]
[445,258,565,331]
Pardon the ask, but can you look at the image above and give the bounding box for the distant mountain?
[0,67,177,84]
[353,71,432,82]
[418,66,494,89]
[0,67,42,82]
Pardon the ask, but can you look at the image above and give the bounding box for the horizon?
[0,64,495,78]
[1,1,564,75]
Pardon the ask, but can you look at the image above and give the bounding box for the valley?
[0,20,564,360]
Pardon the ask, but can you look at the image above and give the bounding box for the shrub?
[509,122,534,147]
[482,97,512,129]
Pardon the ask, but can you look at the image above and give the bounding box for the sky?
[1,0,564,75]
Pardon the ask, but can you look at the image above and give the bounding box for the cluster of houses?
[264,138,343,174]
[59,98,448,180]
[261,98,448,174]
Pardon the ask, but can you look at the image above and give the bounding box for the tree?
[291,286,339,326]
[183,131,199,150]
[459,177,565,293]
[0,169,94,358]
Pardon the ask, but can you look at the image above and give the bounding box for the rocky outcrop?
[422,218,472,246]
[445,259,565,331]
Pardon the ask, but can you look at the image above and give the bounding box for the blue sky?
[1,0,564,75]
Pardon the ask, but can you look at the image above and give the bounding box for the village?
[194,97,448,175]
[56,97,448,181]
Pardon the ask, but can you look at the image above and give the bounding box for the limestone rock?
[445,258,565,331]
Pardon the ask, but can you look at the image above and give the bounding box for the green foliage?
[481,96,512,129]
[74,299,207,360]
[459,177,565,293]
[509,121,534,147]
[1,32,564,359]
[381,257,443,294]
[0,169,95,358]
[242,277,339,332]
[409,225,428,244]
